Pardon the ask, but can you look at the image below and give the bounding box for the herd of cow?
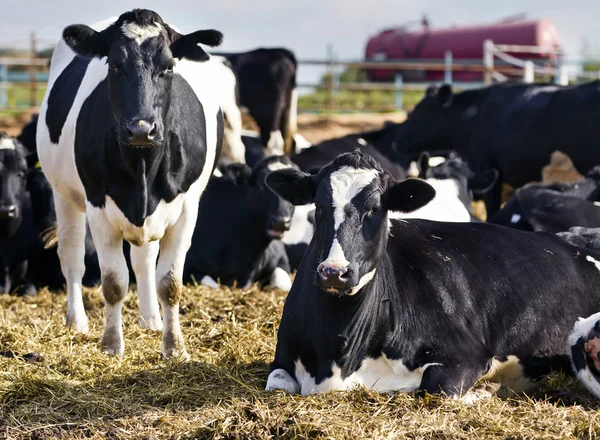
[3,8,600,403]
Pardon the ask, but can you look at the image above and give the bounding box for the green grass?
[0,85,46,110]
[298,89,425,113]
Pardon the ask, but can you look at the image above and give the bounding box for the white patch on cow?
[330,166,378,231]
[267,130,285,155]
[266,368,300,393]
[93,194,185,246]
[482,355,533,392]
[0,137,16,150]
[213,168,223,178]
[269,267,292,291]
[200,275,219,288]
[293,133,312,152]
[121,22,163,45]
[586,255,600,272]
[349,268,376,295]
[568,312,600,400]
[241,129,260,138]
[524,85,560,99]
[294,356,439,395]
[322,239,350,270]
[407,161,419,177]
[510,214,521,224]
[594,201,600,207]
[357,138,368,146]
[282,204,315,245]
[390,177,470,224]
[267,161,292,172]
[428,156,447,167]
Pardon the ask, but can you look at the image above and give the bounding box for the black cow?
[17,113,39,168]
[215,48,297,155]
[37,9,224,359]
[183,156,293,291]
[394,82,600,217]
[0,133,37,296]
[263,150,600,398]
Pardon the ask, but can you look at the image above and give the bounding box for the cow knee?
[102,271,127,305]
[158,270,181,306]
[266,368,300,394]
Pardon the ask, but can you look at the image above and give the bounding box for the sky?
[1,0,598,84]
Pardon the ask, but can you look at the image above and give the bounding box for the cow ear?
[437,84,453,107]
[266,168,315,206]
[170,29,223,62]
[63,25,109,58]
[417,152,430,178]
[468,169,499,195]
[385,178,436,213]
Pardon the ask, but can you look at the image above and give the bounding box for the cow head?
[418,151,499,207]
[62,9,223,147]
[219,156,295,240]
[0,133,29,237]
[266,151,435,295]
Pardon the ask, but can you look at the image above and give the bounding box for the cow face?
[62,9,223,147]
[0,134,29,237]
[267,151,435,295]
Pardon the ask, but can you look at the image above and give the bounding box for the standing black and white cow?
[263,151,600,397]
[215,48,297,155]
[37,9,224,358]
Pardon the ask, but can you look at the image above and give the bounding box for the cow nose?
[268,217,292,237]
[126,120,157,145]
[0,205,17,219]
[317,262,349,282]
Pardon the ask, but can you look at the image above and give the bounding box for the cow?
[36,9,224,358]
[263,150,600,398]
[17,113,40,168]
[214,48,297,155]
[415,151,498,222]
[490,167,600,232]
[183,156,293,290]
[393,82,600,217]
[0,133,37,296]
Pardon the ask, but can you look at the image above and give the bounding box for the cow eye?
[17,171,25,178]
[315,204,323,215]
[108,63,119,72]
[370,206,380,215]
[159,66,173,78]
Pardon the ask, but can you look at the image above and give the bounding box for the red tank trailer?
[364,17,560,82]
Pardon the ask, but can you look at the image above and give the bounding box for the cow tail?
[568,312,600,399]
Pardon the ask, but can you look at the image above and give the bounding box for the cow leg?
[222,103,246,163]
[279,87,298,156]
[53,191,88,332]
[155,199,199,360]
[86,206,129,356]
[257,105,285,156]
[130,241,162,330]
[419,363,487,397]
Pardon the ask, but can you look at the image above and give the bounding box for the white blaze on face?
[321,166,378,269]
[121,22,163,45]
[0,138,16,150]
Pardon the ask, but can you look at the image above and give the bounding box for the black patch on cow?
[74,73,207,226]
[213,109,224,172]
[571,337,588,371]
[46,56,91,144]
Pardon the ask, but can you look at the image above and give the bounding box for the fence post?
[395,74,403,111]
[0,64,7,109]
[29,32,37,109]
[327,43,334,122]
[483,39,494,85]
[332,50,340,97]
[554,51,563,85]
[444,50,453,84]
[523,61,534,83]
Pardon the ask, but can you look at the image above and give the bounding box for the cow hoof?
[100,327,124,357]
[162,346,190,361]
[66,314,89,333]
[265,368,300,393]
[140,314,163,331]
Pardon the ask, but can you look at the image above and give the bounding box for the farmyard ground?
[1,285,599,439]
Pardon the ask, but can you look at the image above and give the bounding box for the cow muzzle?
[317,261,352,292]
[125,119,158,146]
[267,216,292,238]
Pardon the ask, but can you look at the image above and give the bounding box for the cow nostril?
[148,123,158,139]
[8,205,16,214]
[126,124,135,137]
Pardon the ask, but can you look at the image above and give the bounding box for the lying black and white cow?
[263,151,600,397]
[490,167,600,232]
[215,48,297,154]
[183,156,293,290]
[37,9,224,358]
